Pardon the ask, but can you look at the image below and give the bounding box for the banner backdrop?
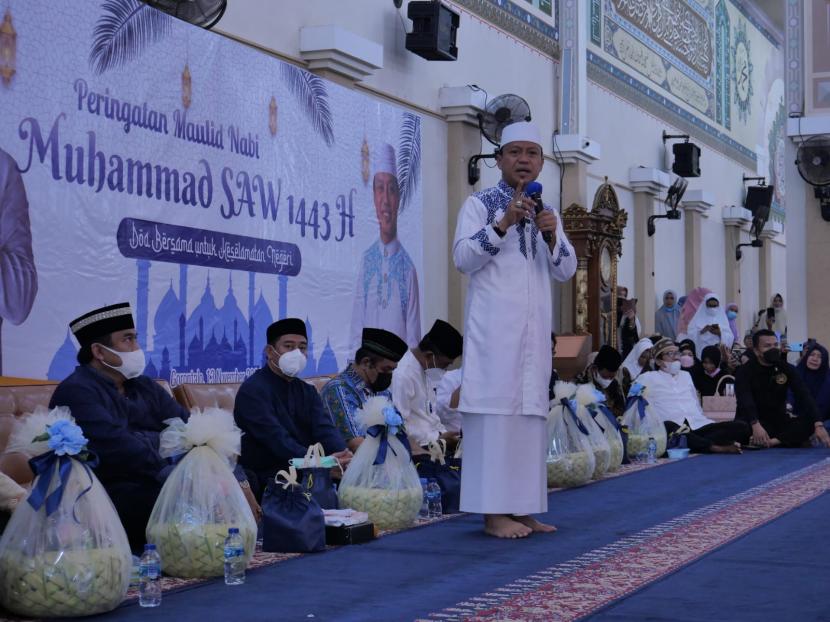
[0,0,423,384]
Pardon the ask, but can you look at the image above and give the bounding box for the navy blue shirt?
[234,366,346,476]
[49,365,188,488]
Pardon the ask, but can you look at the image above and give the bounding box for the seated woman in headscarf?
[676,287,711,341]
[654,290,681,340]
[619,337,654,396]
[691,345,731,397]
[678,339,698,373]
[686,293,735,356]
[790,343,830,425]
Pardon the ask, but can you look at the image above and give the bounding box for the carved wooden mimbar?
[562,180,628,351]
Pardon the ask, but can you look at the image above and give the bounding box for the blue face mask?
[726,310,738,320]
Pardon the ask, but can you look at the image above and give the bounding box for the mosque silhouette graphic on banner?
[47,261,339,384]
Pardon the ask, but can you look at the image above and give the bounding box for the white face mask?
[595,373,613,388]
[99,345,146,380]
[705,306,719,317]
[425,367,445,384]
[277,348,306,377]
[663,360,682,376]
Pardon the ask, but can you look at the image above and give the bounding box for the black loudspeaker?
[745,185,774,216]
[406,1,460,61]
[672,142,701,177]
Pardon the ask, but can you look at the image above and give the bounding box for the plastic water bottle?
[138,544,161,607]
[224,528,246,585]
[427,479,443,519]
[418,478,430,519]
[646,437,657,464]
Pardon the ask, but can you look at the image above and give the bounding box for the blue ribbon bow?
[597,404,621,430]
[588,407,606,433]
[624,395,649,421]
[366,425,412,465]
[560,398,590,436]
[27,450,99,521]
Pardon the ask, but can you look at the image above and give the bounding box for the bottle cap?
[228,527,239,534]
[144,544,156,551]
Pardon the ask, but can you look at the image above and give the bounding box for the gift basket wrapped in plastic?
[576,385,625,473]
[572,385,612,479]
[337,397,422,531]
[546,383,595,488]
[622,384,667,459]
[0,409,131,618]
[145,408,256,578]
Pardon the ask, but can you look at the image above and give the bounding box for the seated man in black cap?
[320,328,409,452]
[234,318,351,499]
[575,345,627,419]
[50,303,258,552]
[391,319,463,448]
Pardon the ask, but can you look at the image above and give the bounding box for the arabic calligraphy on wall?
[610,0,713,78]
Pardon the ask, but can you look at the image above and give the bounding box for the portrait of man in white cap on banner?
[349,142,421,352]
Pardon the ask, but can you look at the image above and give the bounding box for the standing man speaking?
[453,121,577,539]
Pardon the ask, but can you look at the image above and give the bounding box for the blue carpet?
[99,449,830,622]
[586,483,830,622]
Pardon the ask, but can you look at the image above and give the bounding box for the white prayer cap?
[373,142,397,178]
[500,121,543,150]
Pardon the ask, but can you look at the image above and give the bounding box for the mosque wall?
[215,0,794,347]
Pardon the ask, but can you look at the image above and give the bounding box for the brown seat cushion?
[173,383,240,411]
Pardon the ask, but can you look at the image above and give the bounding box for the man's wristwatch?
[492,222,506,238]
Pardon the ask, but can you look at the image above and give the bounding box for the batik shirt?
[320,364,392,441]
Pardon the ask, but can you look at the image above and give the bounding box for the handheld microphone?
[525,181,552,244]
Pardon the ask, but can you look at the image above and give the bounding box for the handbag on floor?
[414,440,461,514]
[290,443,340,510]
[702,376,737,422]
[261,466,326,553]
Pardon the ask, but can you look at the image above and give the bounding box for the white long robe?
[638,369,714,430]
[453,180,577,513]
[349,237,421,353]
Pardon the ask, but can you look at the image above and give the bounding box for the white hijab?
[687,293,735,354]
[621,338,654,381]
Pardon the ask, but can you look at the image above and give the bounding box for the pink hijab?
[677,287,712,337]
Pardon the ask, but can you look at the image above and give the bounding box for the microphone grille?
[526,181,543,195]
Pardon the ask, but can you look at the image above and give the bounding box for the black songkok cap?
[266,318,307,344]
[70,303,135,347]
[361,328,408,362]
[425,320,463,359]
[594,345,622,373]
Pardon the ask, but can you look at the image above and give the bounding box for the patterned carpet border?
[420,458,830,622]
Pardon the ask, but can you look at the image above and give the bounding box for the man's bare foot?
[484,514,532,539]
[511,515,557,533]
[711,444,742,454]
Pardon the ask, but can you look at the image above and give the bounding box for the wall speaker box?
[672,142,701,177]
[745,185,774,217]
[406,1,460,61]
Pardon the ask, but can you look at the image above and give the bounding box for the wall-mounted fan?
[143,0,227,29]
[796,135,830,187]
[796,135,830,221]
[468,93,532,185]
